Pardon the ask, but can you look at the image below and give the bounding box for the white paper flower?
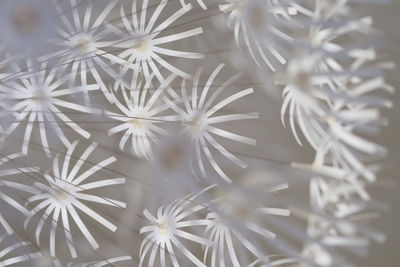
[24,141,126,258]
[280,55,327,148]
[139,187,213,267]
[0,61,98,156]
[281,3,393,264]
[164,64,258,182]
[48,0,123,103]
[106,73,178,160]
[219,0,295,71]
[281,0,388,151]
[302,176,385,266]
[108,0,203,83]
[203,179,292,266]
[282,52,393,181]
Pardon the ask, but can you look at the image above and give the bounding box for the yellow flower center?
[157,221,169,235]
[54,186,70,201]
[77,38,90,53]
[188,115,203,131]
[133,39,148,53]
[129,116,145,129]
[32,90,45,105]
[322,115,336,128]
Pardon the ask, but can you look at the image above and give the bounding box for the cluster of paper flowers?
[0,0,394,266]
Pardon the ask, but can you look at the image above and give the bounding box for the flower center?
[192,116,203,130]
[248,5,267,31]
[162,146,184,170]
[217,191,249,218]
[133,39,148,53]
[322,115,337,129]
[32,90,46,105]
[54,186,70,202]
[187,114,205,132]
[307,29,324,47]
[294,71,311,90]
[12,5,39,35]
[157,221,169,235]
[77,38,90,53]
[129,116,145,129]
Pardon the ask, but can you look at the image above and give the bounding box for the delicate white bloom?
[48,0,121,103]
[280,55,327,148]
[281,0,389,149]
[203,179,292,266]
[165,64,258,182]
[0,62,98,156]
[0,233,41,266]
[106,73,178,160]
[139,187,213,267]
[301,176,385,266]
[219,0,295,71]
[280,2,393,263]
[24,141,126,258]
[295,0,373,49]
[312,111,386,181]
[204,212,296,267]
[282,52,393,181]
[286,73,392,181]
[108,0,203,83]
